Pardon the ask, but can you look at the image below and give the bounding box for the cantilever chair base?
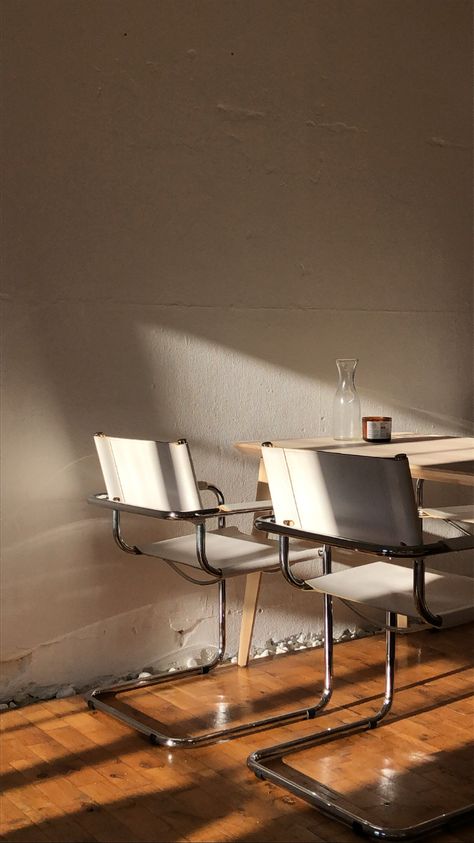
[248,610,474,840]
[85,545,333,747]
[86,662,332,749]
[86,570,334,748]
[250,755,473,841]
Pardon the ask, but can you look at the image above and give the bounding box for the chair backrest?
[262,446,422,547]
[93,434,203,512]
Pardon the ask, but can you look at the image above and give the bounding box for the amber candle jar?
[362,416,392,442]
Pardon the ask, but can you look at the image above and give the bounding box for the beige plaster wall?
[1,0,472,701]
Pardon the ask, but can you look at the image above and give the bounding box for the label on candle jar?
[362,417,392,442]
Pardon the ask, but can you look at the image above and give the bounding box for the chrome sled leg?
[248,611,474,840]
[86,580,334,748]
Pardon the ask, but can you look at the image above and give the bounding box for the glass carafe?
[333,358,361,440]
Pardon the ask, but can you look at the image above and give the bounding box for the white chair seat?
[307,561,474,618]
[139,526,319,577]
[421,505,474,524]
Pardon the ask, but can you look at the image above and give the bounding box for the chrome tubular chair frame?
[248,515,474,840]
[86,494,333,748]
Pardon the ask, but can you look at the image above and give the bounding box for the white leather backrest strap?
[264,446,422,547]
[93,434,203,512]
[261,446,301,527]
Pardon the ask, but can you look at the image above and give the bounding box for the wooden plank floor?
[1,623,473,842]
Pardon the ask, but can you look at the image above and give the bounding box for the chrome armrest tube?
[88,492,221,521]
[254,516,474,559]
[219,500,273,514]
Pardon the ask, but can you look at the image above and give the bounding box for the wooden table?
[234,434,474,666]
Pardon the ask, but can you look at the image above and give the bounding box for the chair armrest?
[89,492,273,523]
[88,493,220,521]
[254,516,474,559]
[218,500,273,515]
[441,534,474,553]
[197,481,273,515]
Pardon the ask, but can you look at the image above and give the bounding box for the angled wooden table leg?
[238,459,270,667]
[238,571,262,667]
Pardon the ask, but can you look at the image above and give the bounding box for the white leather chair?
[87,433,327,747]
[248,444,474,840]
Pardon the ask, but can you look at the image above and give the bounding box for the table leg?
[237,459,270,668]
[238,571,262,667]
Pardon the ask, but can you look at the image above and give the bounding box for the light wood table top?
[235,434,474,487]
